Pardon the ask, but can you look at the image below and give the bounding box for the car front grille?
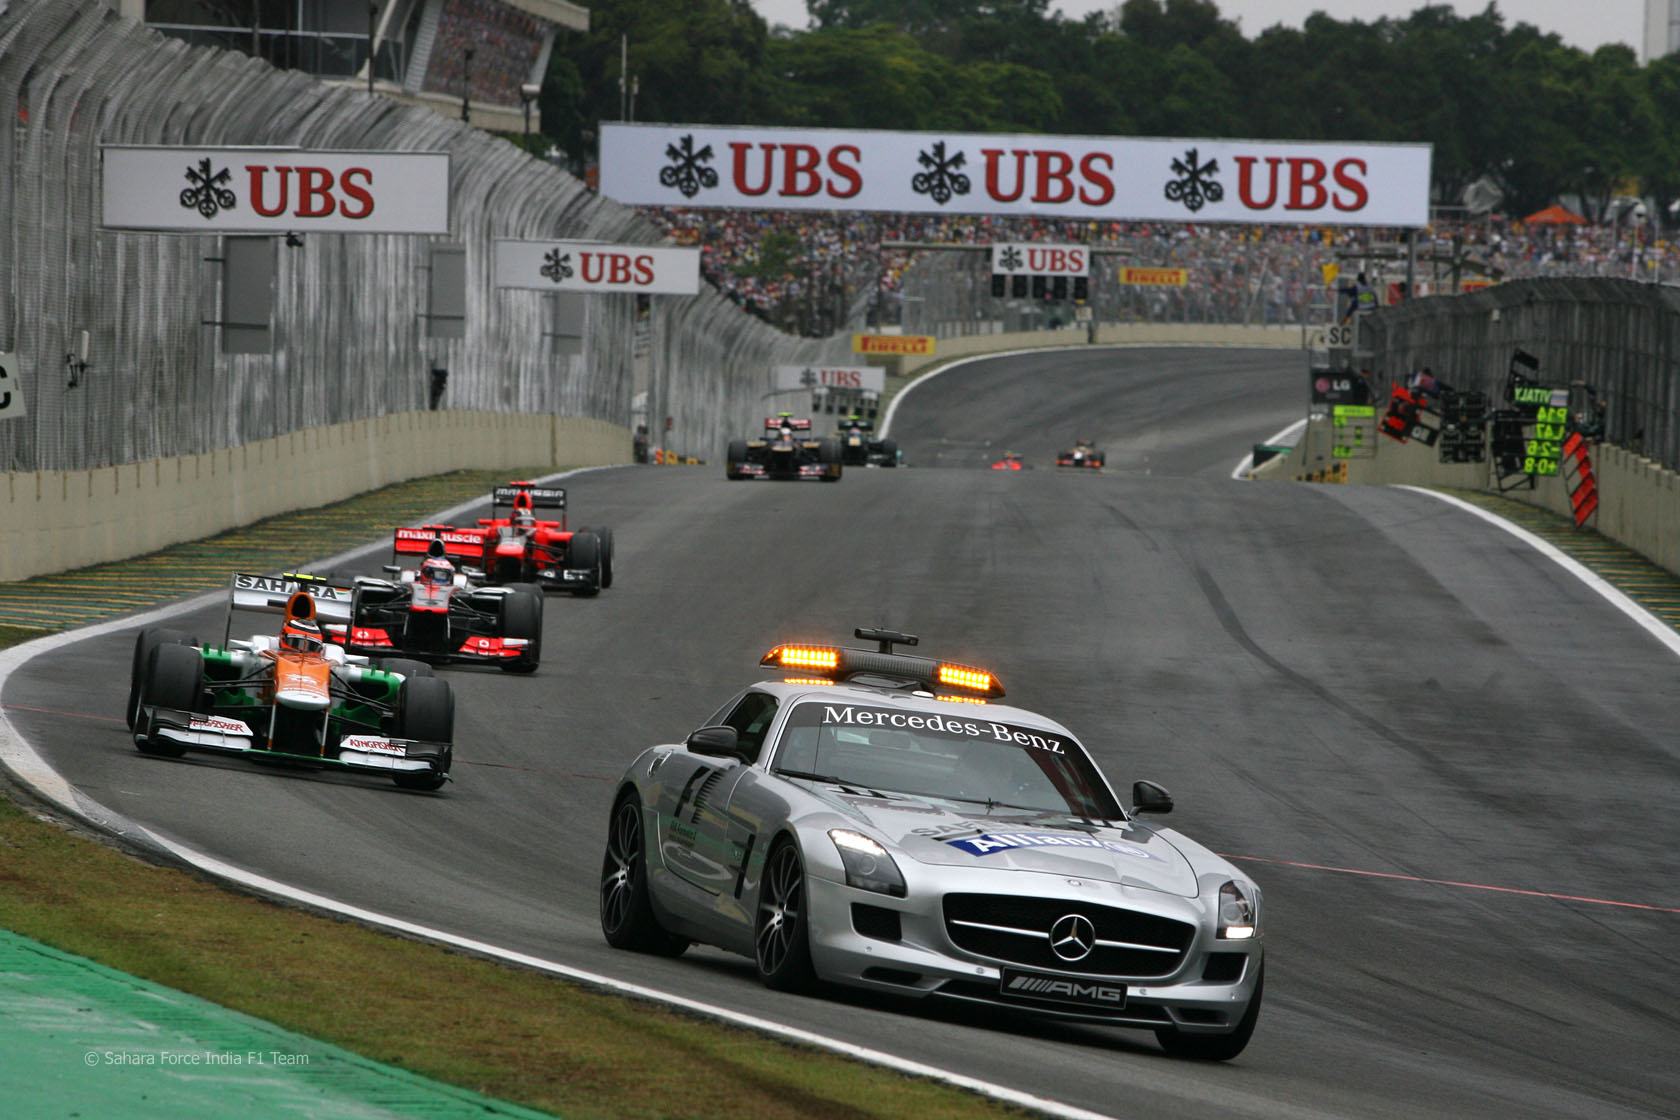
[942,893,1194,978]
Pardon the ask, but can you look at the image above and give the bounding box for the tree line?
[540,0,1679,221]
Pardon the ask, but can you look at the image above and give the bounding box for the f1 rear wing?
[492,484,566,513]
[226,572,354,644]
[393,526,488,561]
[764,417,813,431]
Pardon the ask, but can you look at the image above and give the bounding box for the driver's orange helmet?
[279,617,324,654]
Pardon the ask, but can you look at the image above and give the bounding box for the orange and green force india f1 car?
[127,573,455,791]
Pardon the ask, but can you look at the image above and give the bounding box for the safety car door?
[656,691,779,903]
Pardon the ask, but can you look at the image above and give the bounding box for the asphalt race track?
[7,346,1676,1119]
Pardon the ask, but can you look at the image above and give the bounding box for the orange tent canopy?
[1522,204,1588,225]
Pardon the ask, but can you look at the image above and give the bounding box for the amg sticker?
[1003,972,1125,1006]
[944,832,1161,861]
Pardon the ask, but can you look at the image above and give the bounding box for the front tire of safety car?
[135,642,204,758]
[599,792,689,956]
[127,627,195,729]
[754,838,816,991]
[1154,962,1263,1061]
[392,675,453,791]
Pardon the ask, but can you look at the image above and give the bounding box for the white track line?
[1396,485,1680,657]
[0,463,1116,1120]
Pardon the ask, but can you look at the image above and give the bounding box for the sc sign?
[0,352,25,420]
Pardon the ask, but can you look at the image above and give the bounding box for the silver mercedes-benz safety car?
[598,628,1264,1059]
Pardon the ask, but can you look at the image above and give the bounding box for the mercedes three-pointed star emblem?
[1049,913,1096,962]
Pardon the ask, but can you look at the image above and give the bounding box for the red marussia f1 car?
[394,482,612,596]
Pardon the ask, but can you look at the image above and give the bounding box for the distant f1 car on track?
[1056,439,1105,469]
[340,539,543,673]
[836,414,899,468]
[598,627,1265,1060]
[726,414,843,481]
[127,573,454,791]
[989,451,1029,470]
[394,481,611,596]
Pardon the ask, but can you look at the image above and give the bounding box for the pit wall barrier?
[0,412,629,583]
[1255,420,1680,578]
[896,323,1303,376]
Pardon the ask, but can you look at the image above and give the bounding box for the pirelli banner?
[1119,267,1189,287]
[854,334,935,357]
[101,147,450,233]
[493,240,701,294]
[600,123,1431,227]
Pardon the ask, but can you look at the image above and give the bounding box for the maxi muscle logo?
[943,831,1162,861]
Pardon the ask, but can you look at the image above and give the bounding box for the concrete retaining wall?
[898,322,1304,376]
[0,412,628,582]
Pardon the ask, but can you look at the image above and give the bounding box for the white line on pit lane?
[0,463,1115,1120]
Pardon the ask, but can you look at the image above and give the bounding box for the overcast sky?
[749,1,1645,58]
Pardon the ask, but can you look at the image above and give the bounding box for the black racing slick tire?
[393,675,453,791]
[127,627,195,729]
[880,439,898,467]
[726,440,749,480]
[1155,962,1263,1061]
[136,642,204,758]
[818,439,843,482]
[499,586,543,673]
[567,531,601,597]
[754,839,816,991]
[599,792,689,956]
[595,526,615,589]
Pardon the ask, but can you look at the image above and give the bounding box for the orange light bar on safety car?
[937,663,997,694]
[781,677,833,686]
[763,645,841,670]
[935,694,988,705]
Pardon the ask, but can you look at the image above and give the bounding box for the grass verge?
[0,469,1040,1120]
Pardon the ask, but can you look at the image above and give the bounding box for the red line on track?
[1223,853,1680,914]
[3,703,123,723]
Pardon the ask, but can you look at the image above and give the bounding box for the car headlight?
[829,829,907,897]
[1217,881,1257,939]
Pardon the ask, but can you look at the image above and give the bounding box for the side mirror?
[381,564,401,575]
[686,725,745,760]
[1131,780,1173,814]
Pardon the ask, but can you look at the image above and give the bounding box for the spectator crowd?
[639,204,1680,335]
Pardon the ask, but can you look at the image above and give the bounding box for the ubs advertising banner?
[991,244,1089,276]
[493,240,700,294]
[774,364,886,393]
[600,124,1431,227]
[101,147,450,234]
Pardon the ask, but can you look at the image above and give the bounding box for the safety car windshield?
[772,701,1123,820]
